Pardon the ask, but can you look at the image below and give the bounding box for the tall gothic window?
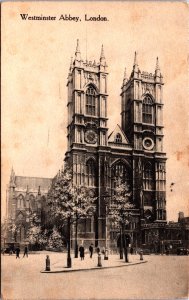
[86,86,96,116]
[111,162,131,195]
[143,162,154,190]
[17,195,25,209]
[142,96,153,124]
[86,159,96,187]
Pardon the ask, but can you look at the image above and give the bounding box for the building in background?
[5,168,51,248]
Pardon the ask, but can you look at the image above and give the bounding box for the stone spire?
[134,51,138,66]
[133,51,139,71]
[156,56,160,71]
[155,56,161,78]
[100,44,106,65]
[9,167,16,187]
[75,39,81,61]
[123,67,128,85]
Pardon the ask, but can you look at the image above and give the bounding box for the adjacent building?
[5,168,51,247]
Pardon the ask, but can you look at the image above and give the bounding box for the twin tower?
[65,40,166,247]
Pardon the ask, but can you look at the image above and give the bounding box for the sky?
[2,1,189,221]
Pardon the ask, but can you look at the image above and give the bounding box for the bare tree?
[47,167,96,267]
[109,177,133,262]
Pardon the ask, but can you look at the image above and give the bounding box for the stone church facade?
[5,40,168,250]
[5,169,51,246]
[64,40,166,248]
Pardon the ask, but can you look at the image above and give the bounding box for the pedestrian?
[89,243,94,258]
[23,245,28,258]
[79,244,85,260]
[96,246,100,254]
[16,246,20,259]
[130,247,134,255]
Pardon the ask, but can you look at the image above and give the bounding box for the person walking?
[79,244,85,261]
[96,246,100,254]
[89,243,94,258]
[16,246,20,259]
[23,245,28,258]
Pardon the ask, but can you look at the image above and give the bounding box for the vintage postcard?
[1,1,188,300]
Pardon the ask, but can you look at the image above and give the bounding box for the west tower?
[121,53,166,224]
[65,40,110,245]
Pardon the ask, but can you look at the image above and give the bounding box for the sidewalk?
[41,254,147,273]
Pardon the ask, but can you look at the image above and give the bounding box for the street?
[1,252,188,299]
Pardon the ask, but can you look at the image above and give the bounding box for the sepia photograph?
[1,1,188,299]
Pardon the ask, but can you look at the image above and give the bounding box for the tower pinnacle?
[100,44,105,59]
[75,39,81,61]
[100,44,106,65]
[134,51,138,66]
[123,68,128,85]
[155,56,161,78]
[156,57,160,71]
[133,51,139,74]
[10,167,16,187]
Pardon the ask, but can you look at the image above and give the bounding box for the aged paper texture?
[1,1,189,300]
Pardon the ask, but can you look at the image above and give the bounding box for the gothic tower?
[121,53,166,223]
[65,40,109,245]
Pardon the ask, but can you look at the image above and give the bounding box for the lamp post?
[120,225,123,259]
[74,213,78,258]
[104,191,109,260]
[67,216,72,268]
[119,207,124,259]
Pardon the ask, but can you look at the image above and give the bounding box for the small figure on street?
[79,244,85,260]
[130,247,134,255]
[96,246,100,254]
[23,245,28,258]
[102,247,105,254]
[16,246,20,259]
[89,243,94,258]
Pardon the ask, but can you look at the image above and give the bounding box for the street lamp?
[67,216,72,268]
[120,207,124,259]
[104,191,109,260]
[74,212,78,258]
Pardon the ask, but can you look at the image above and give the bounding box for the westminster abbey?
[6,40,168,250]
[64,40,166,248]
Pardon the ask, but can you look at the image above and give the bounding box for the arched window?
[142,96,153,124]
[17,195,25,209]
[115,133,122,143]
[29,194,36,211]
[111,162,131,195]
[143,162,154,190]
[86,159,96,187]
[86,86,96,116]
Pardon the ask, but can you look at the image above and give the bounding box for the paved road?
[1,252,188,299]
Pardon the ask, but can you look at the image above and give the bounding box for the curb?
[40,260,147,273]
